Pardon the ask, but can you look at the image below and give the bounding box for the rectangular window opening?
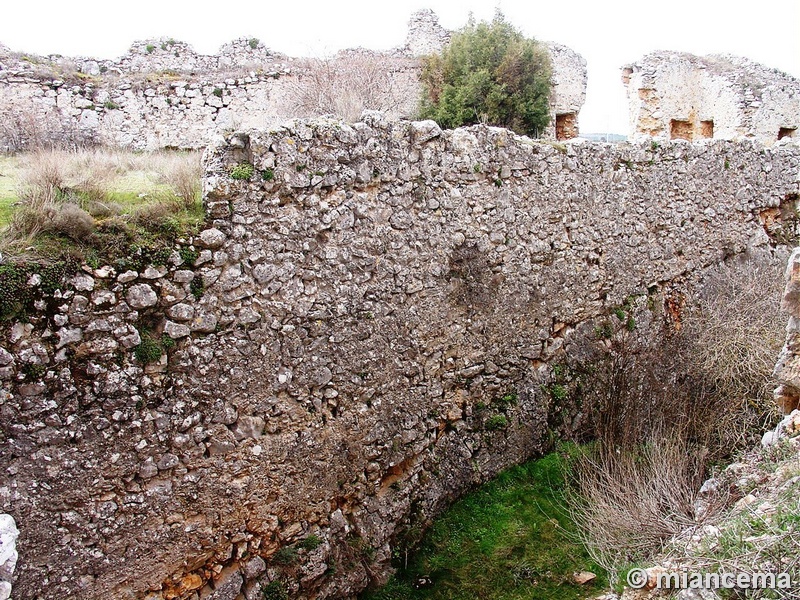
[779,127,796,140]
[670,119,693,141]
[555,113,578,141]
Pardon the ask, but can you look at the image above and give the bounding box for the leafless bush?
[683,256,785,410]
[565,435,713,579]
[562,253,787,583]
[570,254,784,455]
[290,52,409,122]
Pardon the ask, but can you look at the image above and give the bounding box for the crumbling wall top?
[400,9,451,57]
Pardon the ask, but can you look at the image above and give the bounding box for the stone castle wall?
[1,115,799,599]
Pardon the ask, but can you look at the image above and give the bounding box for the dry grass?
[0,147,203,254]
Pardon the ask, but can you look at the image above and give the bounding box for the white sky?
[2,0,798,134]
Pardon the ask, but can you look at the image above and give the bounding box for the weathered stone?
[55,327,82,349]
[231,416,264,441]
[163,320,191,339]
[242,556,266,580]
[138,459,158,479]
[157,453,180,470]
[410,119,441,143]
[173,270,195,283]
[141,266,167,279]
[0,348,13,366]
[167,303,195,322]
[198,228,227,249]
[126,284,158,309]
[71,274,95,292]
[0,514,19,585]
[91,290,117,307]
[118,270,139,284]
[206,569,243,600]
[190,312,218,333]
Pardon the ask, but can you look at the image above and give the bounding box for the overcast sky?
[2,0,798,134]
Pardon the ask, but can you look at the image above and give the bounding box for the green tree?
[419,12,552,137]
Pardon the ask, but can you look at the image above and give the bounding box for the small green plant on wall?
[229,162,254,180]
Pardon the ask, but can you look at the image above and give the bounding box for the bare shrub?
[570,254,784,455]
[562,253,787,583]
[290,51,409,122]
[683,256,785,410]
[565,435,713,579]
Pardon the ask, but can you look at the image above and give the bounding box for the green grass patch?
[363,448,605,600]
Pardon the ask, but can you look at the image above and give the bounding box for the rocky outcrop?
[1,117,799,599]
[622,52,800,145]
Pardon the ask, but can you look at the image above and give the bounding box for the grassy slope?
[0,152,198,229]
[363,449,606,600]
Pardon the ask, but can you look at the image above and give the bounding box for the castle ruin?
[622,51,800,145]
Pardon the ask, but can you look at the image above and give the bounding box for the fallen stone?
[573,571,597,585]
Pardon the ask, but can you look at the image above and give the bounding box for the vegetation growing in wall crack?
[229,162,255,180]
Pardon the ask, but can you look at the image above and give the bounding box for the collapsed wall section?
[1,118,799,599]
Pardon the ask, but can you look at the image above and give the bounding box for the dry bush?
[562,253,787,583]
[48,203,95,240]
[132,200,178,228]
[683,256,785,410]
[572,254,784,455]
[290,52,407,122]
[565,435,714,579]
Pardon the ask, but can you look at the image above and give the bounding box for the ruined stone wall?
[546,43,587,140]
[2,117,798,600]
[0,43,419,150]
[622,52,800,146]
[0,11,587,151]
